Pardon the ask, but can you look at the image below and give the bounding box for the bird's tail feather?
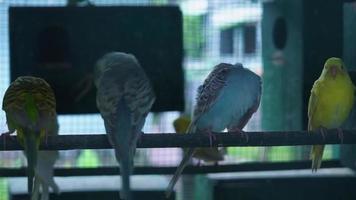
[31,177,40,200]
[113,99,134,200]
[118,151,133,200]
[31,176,55,200]
[311,145,324,172]
[165,148,195,198]
[40,183,50,200]
[25,134,38,195]
[33,150,60,200]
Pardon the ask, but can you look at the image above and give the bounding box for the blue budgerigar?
[165,63,262,197]
[94,52,156,200]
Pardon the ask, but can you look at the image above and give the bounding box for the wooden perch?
[0,129,355,151]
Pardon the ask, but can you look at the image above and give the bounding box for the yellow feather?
[173,116,225,163]
[308,57,355,171]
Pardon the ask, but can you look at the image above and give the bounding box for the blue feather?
[112,99,133,200]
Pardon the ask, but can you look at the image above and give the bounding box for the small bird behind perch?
[173,115,225,163]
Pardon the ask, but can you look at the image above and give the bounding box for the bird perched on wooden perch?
[94,52,155,200]
[308,57,355,171]
[2,76,60,200]
[166,63,262,198]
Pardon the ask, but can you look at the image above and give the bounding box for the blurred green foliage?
[0,179,8,200]
[76,150,100,168]
[228,147,262,161]
[184,15,205,58]
[268,147,295,161]
[151,0,167,5]
[228,145,338,162]
[228,147,296,161]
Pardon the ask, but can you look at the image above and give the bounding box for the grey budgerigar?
[94,52,156,200]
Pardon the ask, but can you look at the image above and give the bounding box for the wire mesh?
[0,0,345,199]
[0,0,267,168]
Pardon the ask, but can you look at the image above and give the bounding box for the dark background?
[9,6,184,114]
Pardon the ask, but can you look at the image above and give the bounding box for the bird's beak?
[330,65,338,79]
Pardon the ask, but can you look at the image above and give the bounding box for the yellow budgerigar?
[173,116,225,163]
[308,57,355,171]
[2,76,60,199]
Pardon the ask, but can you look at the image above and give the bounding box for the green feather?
[24,93,39,124]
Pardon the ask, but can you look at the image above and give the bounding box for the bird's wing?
[124,70,155,130]
[308,81,320,131]
[308,80,324,171]
[192,63,232,126]
[229,82,261,131]
[96,73,122,117]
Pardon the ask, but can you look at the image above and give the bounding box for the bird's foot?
[197,159,202,167]
[204,129,216,147]
[229,127,248,143]
[136,131,144,145]
[1,131,12,137]
[319,127,328,141]
[229,127,243,134]
[1,131,13,150]
[45,133,48,146]
[40,129,48,146]
[336,128,344,144]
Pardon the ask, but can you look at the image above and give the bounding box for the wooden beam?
[0,129,355,151]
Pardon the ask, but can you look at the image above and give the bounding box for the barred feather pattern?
[95,52,155,200]
[2,76,59,200]
[2,76,56,133]
[95,53,155,127]
[3,76,55,111]
[97,71,155,148]
[194,63,231,123]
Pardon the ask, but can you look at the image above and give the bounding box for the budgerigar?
[173,116,225,163]
[94,52,155,200]
[2,76,60,199]
[308,57,355,171]
[166,63,262,197]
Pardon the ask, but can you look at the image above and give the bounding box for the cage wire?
[0,0,341,199]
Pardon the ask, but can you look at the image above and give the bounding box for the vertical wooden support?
[262,0,303,132]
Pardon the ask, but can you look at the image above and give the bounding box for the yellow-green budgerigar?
[308,57,355,171]
[2,76,60,199]
[173,116,225,163]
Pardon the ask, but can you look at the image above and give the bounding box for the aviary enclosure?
[0,0,356,200]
